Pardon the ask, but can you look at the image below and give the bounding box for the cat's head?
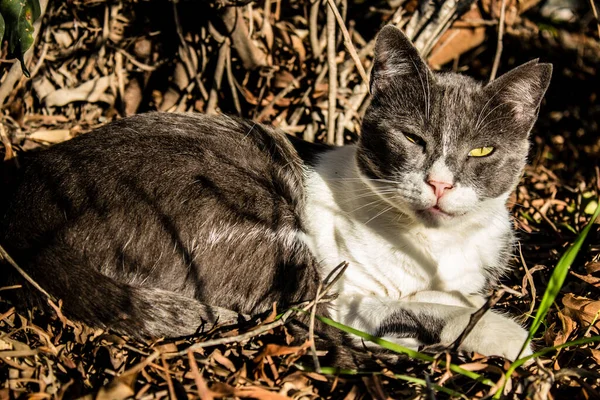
[357,25,552,227]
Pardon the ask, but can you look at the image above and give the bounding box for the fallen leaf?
[44,76,116,107]
[211,349,236,372]
[429,5,486,67]
[254,342,310,364]
[591,349,600,364]
[585,262,600,274]
[570,271,600,288]
[553,311,576,346]
[28,129,72,144]
[562,294,600,327]
[234,386,292,400]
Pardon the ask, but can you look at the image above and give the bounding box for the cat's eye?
[468,146,494,157]
[403,132,425,147]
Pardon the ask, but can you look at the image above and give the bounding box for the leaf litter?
[0,0,599,398]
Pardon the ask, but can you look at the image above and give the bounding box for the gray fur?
[361,25,552,202]
[0,26,552,364]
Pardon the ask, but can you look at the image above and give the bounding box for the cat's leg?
[335,291,531,361]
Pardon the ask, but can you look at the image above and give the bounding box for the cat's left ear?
[370,25,432,95]
[483,60,552,133]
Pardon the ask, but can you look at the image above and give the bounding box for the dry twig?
[325,0,369,86]
[490,0,507,81]
[326,2,337,145]
[451,289,506,351]
[0,245,56,303]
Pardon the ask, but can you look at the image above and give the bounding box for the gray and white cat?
[0,26,551,363]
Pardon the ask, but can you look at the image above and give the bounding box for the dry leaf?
[585,262,600,274]
[0,339,12,351]
[429,6,486,67]
[44,76,116,107]
[96,382,135,400]
[255,342,310,361]
[211,349,236,372]
[570,271,600,288]
[591,349,600,363]
[562,293,600,327]
[234,386,292,400]
[553,311,576,346]
[28,129,72,144]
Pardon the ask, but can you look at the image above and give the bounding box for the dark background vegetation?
[0,0,599,398]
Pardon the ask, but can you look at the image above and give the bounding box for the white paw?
[442,312,531,361]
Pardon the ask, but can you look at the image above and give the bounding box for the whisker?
[339,191,399,204]
[476,101,508,131]
[364,205,395,225]
[475,81,510,131]
[347,198,388,214]
[322,177,399,184]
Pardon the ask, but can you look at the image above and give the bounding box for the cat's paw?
[442,312,531,361]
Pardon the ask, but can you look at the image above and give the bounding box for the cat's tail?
[102,285,247,338]
[2,258,245,339]
[2,256,396,369]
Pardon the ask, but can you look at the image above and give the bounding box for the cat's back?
[1,112,317,315]
[3,112,306,227]
[18,112,303,180]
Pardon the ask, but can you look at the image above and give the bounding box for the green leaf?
[0,12,5,42]
[0,0,42,77]
[29,0,39,21]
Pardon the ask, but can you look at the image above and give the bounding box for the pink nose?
[427,180,454,199]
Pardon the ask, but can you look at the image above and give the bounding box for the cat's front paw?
[442,312,531,361]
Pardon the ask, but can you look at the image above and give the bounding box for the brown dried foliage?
[0,0,599,398]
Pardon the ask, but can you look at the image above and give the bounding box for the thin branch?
[489,0,507,82]
[326,2,337,145]
[309,283,322,372]
[0,245,56,303]
[590,0,600,39]
[310,0,323,58]
[187,350,214,400]
[225,40,242,116]
[325,0,369,86]
[206,41,229,114]
[161,356,177,399]
[451,289,506,352]
[173,0,209,101]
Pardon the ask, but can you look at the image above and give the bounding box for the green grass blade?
[305,366,468,398]
[492,202,600,399]
[492,336,600,399]
[518,199,600,358]
[313,314,494,386]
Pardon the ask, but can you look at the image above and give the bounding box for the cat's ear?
[370,25,432,95]
[483,60,552,132]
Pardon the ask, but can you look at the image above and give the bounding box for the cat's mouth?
[416,205,455,219]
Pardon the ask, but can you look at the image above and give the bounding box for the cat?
[0,25,551,363]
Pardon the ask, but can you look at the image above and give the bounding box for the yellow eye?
[468,146,494,157]
[404,133,424,146]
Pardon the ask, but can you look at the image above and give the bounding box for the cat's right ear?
[483,60,552,134]
[370,25,431,96]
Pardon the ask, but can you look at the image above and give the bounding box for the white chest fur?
[302,146,512,311]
